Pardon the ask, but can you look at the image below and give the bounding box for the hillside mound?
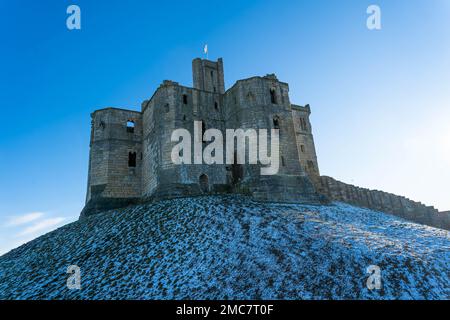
[0,196,448,299]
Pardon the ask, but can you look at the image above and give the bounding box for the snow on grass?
[0,195,448,300]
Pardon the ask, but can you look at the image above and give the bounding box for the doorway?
[199,174,209,193]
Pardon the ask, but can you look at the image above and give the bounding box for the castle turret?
[192,58,225,94]
[221,74,322,204]
[82,108,143,217]
[291,104,321,186]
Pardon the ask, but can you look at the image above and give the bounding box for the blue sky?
[0,0,449,254]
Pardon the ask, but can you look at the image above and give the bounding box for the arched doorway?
[199,174,209,193]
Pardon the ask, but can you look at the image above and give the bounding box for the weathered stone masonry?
[82,57,324,217]
[319,176,450,230]
[81,57,449,231]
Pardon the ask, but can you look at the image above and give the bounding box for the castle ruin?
[81,58,449,231]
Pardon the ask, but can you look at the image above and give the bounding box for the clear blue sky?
[1,0,449,254]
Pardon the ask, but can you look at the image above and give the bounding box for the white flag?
[204,44,208,54]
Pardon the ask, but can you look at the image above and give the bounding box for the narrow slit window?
[128,152,137,167]
[270,89,277,104]
[300,118,307,131]
[182,94,188,105]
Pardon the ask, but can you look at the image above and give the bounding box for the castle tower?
[221,74,322,204]
[82,108,143,217]
[192,58,225,94]
[291,104,321,185]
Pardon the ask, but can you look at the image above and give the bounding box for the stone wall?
[141,79,229,201]
[319,176,450,230]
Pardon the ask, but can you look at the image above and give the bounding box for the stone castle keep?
[81,58,449,230]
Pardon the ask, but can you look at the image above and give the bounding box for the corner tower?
[292,104,320,187]
[192,58,225,94]
[81,108,143,217]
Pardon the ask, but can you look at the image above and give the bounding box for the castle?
[81,58,449,231]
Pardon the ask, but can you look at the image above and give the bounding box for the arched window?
[182,94,188,105]
[270,88,277,104]
[128,152,137,167]
[300,145,305,153]
[273,117,280,129]
[126,121,135,133]
[214,101,219,110]
[164,103,170,113]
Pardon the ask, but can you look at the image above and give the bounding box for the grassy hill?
[0,195,448,299]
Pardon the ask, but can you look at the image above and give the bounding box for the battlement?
[291,104,311,113]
